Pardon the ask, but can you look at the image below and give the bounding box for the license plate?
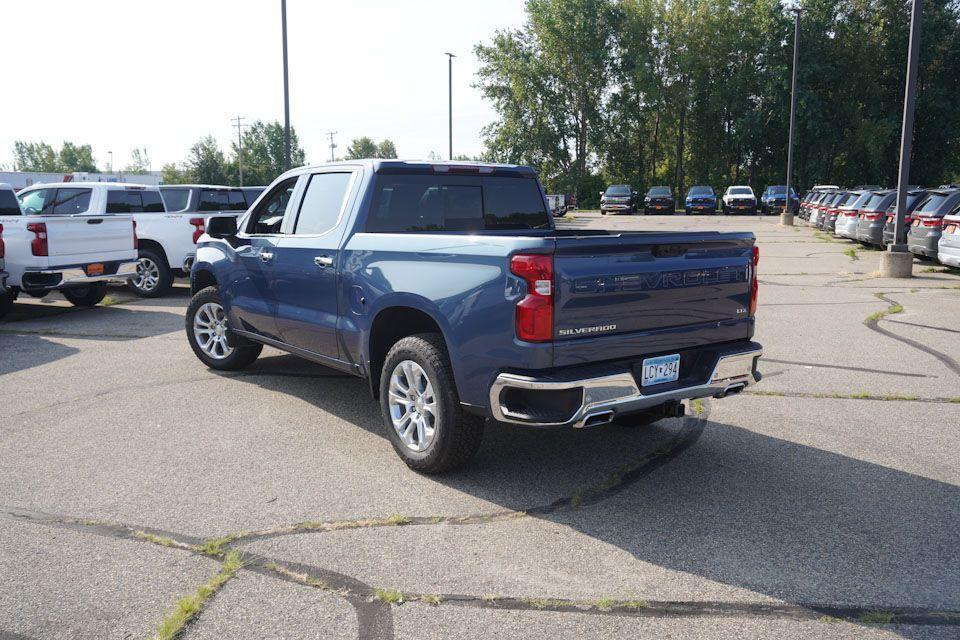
[656,206,663,209]
[946,224,958,234]
[86,263,104,276]
[738,206,747,209]
[641,354,680,387]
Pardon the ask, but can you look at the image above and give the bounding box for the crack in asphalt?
[744,390,960,403]
[866,293,960,379]
[761,358,933,378]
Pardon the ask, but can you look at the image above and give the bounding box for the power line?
[232,115,247,187]
[326,131,338,162]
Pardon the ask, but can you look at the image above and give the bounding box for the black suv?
[644,186,675,214]
[761,185,799,215]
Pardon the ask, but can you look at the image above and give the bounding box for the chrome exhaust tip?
[581,410,615,428]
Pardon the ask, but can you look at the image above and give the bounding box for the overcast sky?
[1,0,527,171]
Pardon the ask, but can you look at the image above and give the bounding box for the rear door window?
[51,188,92,215]
[0,189,22,215]
[106,190,143,213]
[293,172,352,235]
[160,188,190,212]
[141,190,166,212]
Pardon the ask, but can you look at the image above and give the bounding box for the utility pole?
[783,7,801,226]
[281,0,291,171]
[232,116,246,186]
[882,0,922,278]
[108,151,113,174]
[326,131,338,162]
[445,52,455,160]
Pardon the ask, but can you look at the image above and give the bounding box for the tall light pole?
[281,0,291,171]
[883,0,922,278]
[108,151,113,174]
[232,115,246,186]
[445,52,455,160]
[326,131,338,162]
[783,7,801,226]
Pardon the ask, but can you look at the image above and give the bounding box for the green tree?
[58,142,98,172]
[228,120,306,185]
[124,147,151,174]
[375,139,398,159]
[344,136,378,159]
[161,163,192,184]
[186,136,227,185]
[13,141,60,172]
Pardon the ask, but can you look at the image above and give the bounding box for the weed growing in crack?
[594,597,616,611]
[843,248,859,261]
[152,551,243,640]
[133,531,181,549]
[373,588,406,605]
[622,598,649,610]
[386,514,412,526]
[420,594,443,606]
[523,597,568,610]
[859,611,895,625]
[197,534,238,556]
[690,398,705,414]
[865,300,903,323]
[818,615,841,623]
[482,594,502,603]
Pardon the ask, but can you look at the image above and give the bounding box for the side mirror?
[599,191,604,198]
[207,215,238,239]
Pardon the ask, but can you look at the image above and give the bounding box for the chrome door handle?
[259,251,274,262]
[314,255,334,268]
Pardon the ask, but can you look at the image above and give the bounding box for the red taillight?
[864,212,881,221]
[749,246,759,316]
[189,217,205,243]
[132,220,138,249]
[921,218,942,228]
[843,210,859,217]
[27,222,48,256]
[0,223,4,259]
[510,253,553,342]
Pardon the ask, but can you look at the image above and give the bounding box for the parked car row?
[797,184,960,266]
[599,183,797,216]
[0,181,266,318]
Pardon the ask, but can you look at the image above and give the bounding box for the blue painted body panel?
[193,160,757,414]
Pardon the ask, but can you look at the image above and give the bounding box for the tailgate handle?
[86,218,104,224]
[652,245,687,258]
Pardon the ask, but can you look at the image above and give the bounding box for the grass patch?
[622,598,649,610]
[865,303,903,323]
[373,588,406,605]
[152,551,243,640]
[690,398,705,414]
[482,593,502,602]
[133,531,181,549]
[523,597,567,610]
[858,611,895,625]
[817,614,841,623]
[420,594,443,606]
[950,397,960,404]
[196,534,238,556]
[843,247,859,261]
[594,597,616,611]
[922,267,948,273]
[385,514,412,526]
[99,295,124,307]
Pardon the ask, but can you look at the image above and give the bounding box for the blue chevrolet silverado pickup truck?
[186,160,762,473]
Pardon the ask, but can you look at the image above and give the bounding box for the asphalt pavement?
[1,212,958,639]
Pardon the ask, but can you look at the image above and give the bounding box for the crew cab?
[186,161,762,473]
[600,185,637,215]
[760,185,799,215]
[643,186,675,214]
[109,184,249,298]
[722,186,757,215]
[2,182,138,311]
[684,186,717,214]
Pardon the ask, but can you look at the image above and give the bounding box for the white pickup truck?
[118,184,251,297]
[0,182,138,317]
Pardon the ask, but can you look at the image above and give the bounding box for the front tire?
[62,283,107,307]
[128,248,173,298]
[380,333,484,474]
[0,289,14,319]
[185,286,262,370]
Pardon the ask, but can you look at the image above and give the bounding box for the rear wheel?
[380,333,484,474]
[128,248,173,298]
[185,286,262,370]
[62,283,107,307]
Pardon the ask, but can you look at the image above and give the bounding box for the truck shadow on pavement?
[225,353,959,636]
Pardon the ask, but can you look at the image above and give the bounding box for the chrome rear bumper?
[23,261,138,290]
[489,346,762,428]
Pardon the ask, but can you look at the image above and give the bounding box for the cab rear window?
[366,174,550,232]
[198,189,247,211]
[0,189,21,215]
[106,190,166,213]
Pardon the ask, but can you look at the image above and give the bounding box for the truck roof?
[18,182,159,191]
[280,159,537,177]
[160,184,247,189]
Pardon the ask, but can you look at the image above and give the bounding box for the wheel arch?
[365,304,452,400]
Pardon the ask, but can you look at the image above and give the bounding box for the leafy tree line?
[475,0,960,207]
[13,141,100,173]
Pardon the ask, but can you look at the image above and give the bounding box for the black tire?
[600,210,606,215]
[127,248,174,298]
[379,333,484,474]
[185,286,262,370]
[62,283,107,307]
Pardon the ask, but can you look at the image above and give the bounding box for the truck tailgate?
[552,232,755,363]
[46,214,136,261]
